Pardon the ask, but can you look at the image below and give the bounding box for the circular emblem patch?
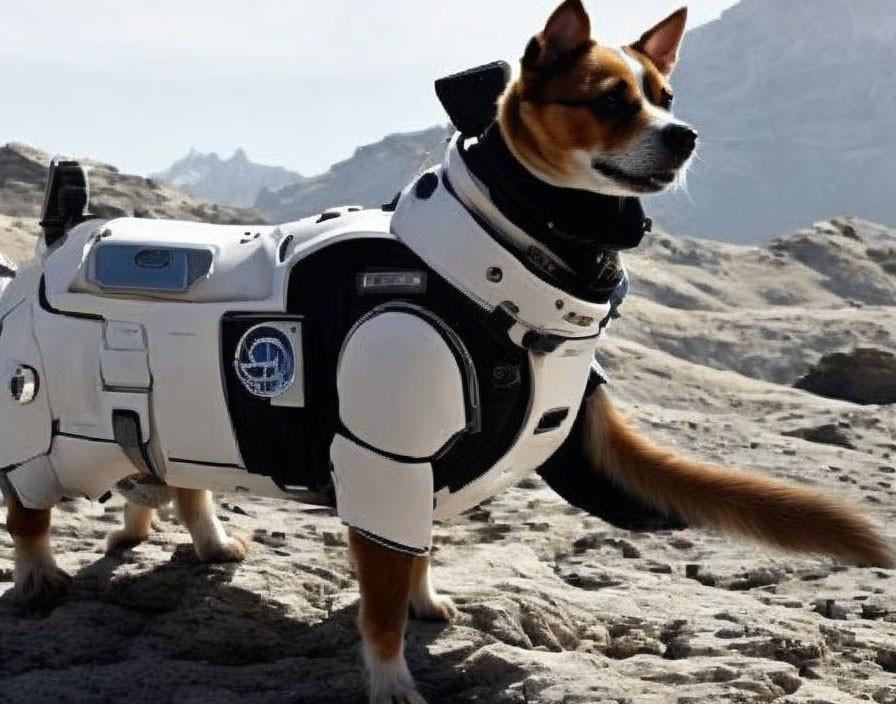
[234,324,296,398]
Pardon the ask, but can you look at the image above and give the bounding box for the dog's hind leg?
[174,488,248,563]
[3,493,71,607]
[106,501,157,553]
[409,555,456,622]
[349,528,427,704]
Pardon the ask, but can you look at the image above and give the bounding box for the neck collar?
[390,141,616,340]
[458,125,650,302]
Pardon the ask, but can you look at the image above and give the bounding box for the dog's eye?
[585,83,630,115]
[555,83,635,117]
[594,92,622,109]
[659,88,674,110]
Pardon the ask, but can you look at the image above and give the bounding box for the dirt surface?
[1,218,895,703]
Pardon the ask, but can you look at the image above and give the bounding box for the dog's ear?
[523,0,592,71]
[632,7,688,75]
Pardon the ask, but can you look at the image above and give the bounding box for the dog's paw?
[410,594,457,622]
[16,562,72,608]
[195,534,250,563]
[105,529,147,554]
[368,658,427,704]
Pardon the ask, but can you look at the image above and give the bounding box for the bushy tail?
[582,388,894,568]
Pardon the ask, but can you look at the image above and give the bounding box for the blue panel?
[94,245,191,292]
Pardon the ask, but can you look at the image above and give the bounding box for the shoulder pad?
[337,306,473,459]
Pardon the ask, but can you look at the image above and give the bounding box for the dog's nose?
[662,124,698,158]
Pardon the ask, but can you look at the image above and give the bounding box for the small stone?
[861,601,889,620]
[647,563,673,574]
[322,531,346,547]
[670,537,694,550]
[467,507,491,522]
[621,543,641,559]
[813,598,848,620]
[573,534,601,554]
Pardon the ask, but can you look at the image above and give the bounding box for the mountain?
[0,142,265,261]
[652,0,896,242]
[151,148,304,208]
[254,125,451,223]
[257,0,896,242]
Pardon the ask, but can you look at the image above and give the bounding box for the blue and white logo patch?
[234,324,296,398]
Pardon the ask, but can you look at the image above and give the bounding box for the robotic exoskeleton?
[0,63,677,555]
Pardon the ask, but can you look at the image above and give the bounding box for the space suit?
[0,124,641,554]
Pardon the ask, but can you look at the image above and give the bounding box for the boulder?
[795,348,896,405]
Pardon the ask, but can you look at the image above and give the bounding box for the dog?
[2,3,892,703]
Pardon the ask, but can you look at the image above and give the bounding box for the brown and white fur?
[4,2,892,702]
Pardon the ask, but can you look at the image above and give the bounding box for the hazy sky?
[0,1,738,177]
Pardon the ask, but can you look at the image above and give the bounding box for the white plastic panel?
[0,300,53,467]
[101,349,151,390]
[337,311,466,459]
[5,456,64,510]
[165,460,292,499]
[61,218,278,303]
[104,321,147,350]
[49,436,138,501]
[331,434,433,553]
[147,307,244,466]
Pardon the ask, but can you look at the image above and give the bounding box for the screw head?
[555,299,564,310]
[486,267,503,283]
[10,366,38,405]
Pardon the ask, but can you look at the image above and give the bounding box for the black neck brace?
[459,124,651,302]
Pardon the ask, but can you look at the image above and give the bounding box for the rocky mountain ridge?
[143,0,896,244]
[254,125,451,223]
[151,148,304,209]
[650,0,896,241]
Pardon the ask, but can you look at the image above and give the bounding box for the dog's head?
[499,0,696,197]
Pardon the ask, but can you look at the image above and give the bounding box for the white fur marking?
[364,646,427,704]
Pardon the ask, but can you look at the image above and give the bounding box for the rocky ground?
[1,209,895,702]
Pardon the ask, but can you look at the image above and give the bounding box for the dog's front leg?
[3,493,71,607]
[349,527,427,704]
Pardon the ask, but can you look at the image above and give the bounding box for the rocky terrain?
[151,148,304,209]
[1,209,894,702]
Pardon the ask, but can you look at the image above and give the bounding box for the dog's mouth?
[591,160,677,193]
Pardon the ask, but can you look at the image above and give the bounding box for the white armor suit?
[0,121,658,555]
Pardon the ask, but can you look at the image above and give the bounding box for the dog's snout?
[662,124,698,159]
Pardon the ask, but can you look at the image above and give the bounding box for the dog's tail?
[582,388,894,568]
